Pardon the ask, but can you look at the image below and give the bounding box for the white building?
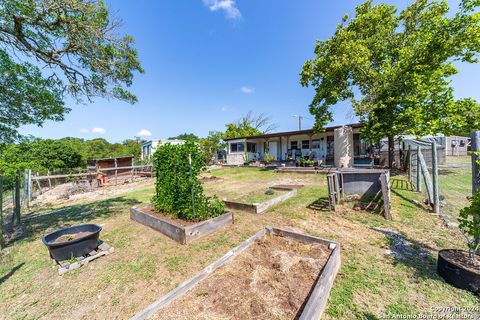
[141,139,185,160]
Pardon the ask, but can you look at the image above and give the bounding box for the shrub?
[151,141,224,221]
[458,191,480,264]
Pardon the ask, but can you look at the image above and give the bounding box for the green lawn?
[0,167,478,319]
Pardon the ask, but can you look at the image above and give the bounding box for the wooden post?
[471,131,480,196]
[115,158,118,185]
[380,172,392,220]
[47,170,52,189]
[408,145,412,183]
[470,131,480,246]
[13,171,21,226]
[432,141,440,215]
[418,151,434,206]
[416,146,421,192]
[286,136,290,160]
[0,175,3,249]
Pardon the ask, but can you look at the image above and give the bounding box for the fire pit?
[42,224,102,261]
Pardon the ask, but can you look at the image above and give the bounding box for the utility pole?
[293,115,303,130]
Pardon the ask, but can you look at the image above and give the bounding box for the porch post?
[286,136,290,160]
[279,137,283,161]
[309,134,313,151]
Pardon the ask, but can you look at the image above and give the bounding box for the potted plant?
[437,191,480,295]
[305,159,314,167]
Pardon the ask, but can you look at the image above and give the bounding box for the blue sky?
[21,0,480,142]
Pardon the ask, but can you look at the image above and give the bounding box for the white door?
[268,141,278,160]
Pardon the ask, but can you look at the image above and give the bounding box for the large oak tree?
[0,0,144,144]
[300,0,480,167]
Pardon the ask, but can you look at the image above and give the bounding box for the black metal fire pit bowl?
[42,224,102,261]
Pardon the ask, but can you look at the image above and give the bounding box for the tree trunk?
[13,172,21,226]
[388,135,395,168]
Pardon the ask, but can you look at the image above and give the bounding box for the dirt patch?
[441,249,480,273]
[152,234,331,320]
[141,204,197,227]
[51,231,93,244]
[200,176,224,183]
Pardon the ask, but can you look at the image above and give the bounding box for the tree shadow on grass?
[372,227,441,281]
[7,196,141,246]
[0,263,24,285]
[307,197,332,212]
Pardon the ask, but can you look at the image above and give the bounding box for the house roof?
[223,123,364,141]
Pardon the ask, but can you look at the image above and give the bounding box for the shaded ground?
[0,167,478,320]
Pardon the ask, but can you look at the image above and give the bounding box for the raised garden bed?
[223,185,300,214]
[275,167,336,174]
[132,227,341,320]
[130,205,233,244]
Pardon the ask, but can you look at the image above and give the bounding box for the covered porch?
[225,124,372,167]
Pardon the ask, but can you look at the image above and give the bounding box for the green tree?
[198,131,226,163]
[300,0,480,167]
[168,133,199,142]
[224,111,277,139]
[0,0,143,144]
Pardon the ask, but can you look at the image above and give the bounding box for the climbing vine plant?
[152,141,224,221]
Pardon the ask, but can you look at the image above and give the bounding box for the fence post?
[408,145,412,183]
[432,141,440,215]
[471,131,480,195]
[416,146,421,192]
[13,171,21,226]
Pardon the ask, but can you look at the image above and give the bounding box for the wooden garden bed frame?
[130,206,233,244]
[223,185,301,214]
[131,226,341,320]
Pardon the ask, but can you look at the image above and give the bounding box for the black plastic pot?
[437,249,480,296]
[42,224,102,261]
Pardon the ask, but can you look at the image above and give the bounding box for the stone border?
[130,206,233,244]
[130,227,341,320]
[223,185,300,214]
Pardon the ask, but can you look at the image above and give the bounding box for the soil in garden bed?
[152,234,331,320]
[236,189,288,204]
[51,231,94,244]
[141,205,198,227]
[442,249,480,273]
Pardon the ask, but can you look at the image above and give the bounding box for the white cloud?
[79,128,89,133]
[137,129,152,137]
[241,86,254,94]
[203,0,241,20]
[92,127,106,134]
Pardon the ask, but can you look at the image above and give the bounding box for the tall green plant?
[151,141,224,221]
[459,192,480,265]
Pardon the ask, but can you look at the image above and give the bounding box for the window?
[460,140,465,147]
[302,140,310,149]
[230,143,245,153]
[312,140,320,149]
[246,142,256,153]
[290,141,298,149]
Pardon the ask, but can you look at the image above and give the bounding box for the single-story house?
[141,139,185,160]
[224,123,371,167]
